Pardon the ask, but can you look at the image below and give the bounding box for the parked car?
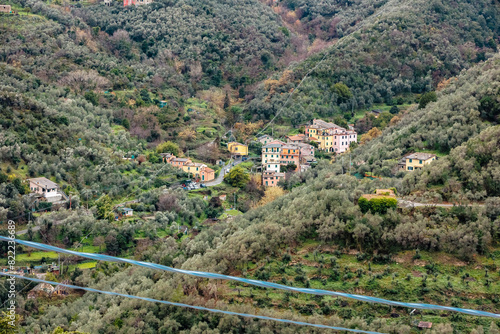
[200,184,207,188]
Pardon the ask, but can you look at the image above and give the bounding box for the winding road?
[203,157,245,187]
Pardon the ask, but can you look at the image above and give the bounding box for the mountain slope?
[21,54,500,334]
[246,0,500,124]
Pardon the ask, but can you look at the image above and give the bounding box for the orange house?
[280,145,300,170]
[170,158,192,168]
[200,167,215,182]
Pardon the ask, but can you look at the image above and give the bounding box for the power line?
[0,273,384,334]
[3,237,500,319]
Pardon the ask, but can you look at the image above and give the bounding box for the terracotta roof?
[204,167,214,172]
[287,134,306,141]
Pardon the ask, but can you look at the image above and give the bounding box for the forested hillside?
[1,0,500,333]
[74,0,290,88]
[19,54,500,334]
[247,0,500,124]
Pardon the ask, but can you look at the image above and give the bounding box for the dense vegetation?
[74,0,290,88]
[247,0,500,125]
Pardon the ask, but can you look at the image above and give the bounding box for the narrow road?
[398,199,484,208]
[203,157,245,187]
[16,220,63,236]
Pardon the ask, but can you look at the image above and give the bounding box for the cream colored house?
[405,153,436,171]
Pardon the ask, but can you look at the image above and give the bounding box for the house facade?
[262,140,285,172]
[28,177,63,202]
[159,153,175,163]
[0,4,11,12]
[286,134,307,144]
[171,158,192,168]
[28,177,58,195]
[305,119,357,153]
[280,145,300,170]
[200,167,214,182]
[257,135,274,145]
[163,155,215,182]
[124,0,152,6]
[227,142,248,157]
[405,153,436,171]
[262,171,285,187]
[294,142,315,157]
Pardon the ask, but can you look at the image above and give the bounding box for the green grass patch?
[219,209,243,219]
[15,251,59,263]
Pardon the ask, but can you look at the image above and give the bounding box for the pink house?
[262,171,285,187]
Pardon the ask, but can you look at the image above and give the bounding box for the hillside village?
[1,0,499,332]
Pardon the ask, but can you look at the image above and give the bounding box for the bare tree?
[61,70,110,93]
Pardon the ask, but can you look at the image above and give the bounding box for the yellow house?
[227,142,248,156]
[405,153,436,171]
[182,163,215,181]
[182,162,205,175]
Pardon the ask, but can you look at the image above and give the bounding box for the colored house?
[27,177,62,203]
[120,207,133,217]
[200,167,215,182]
[286,134,307,144]
[262,171,285,187]
[305,119,357,154]
[257,135,274,145]
[159,153,175,163]
[227,142,248,157]
[159,100,168,108]
[294,142,315,157]
[170,158,192,168]
[182,163,215,182]
[262,140,285,172]
[405,153,436,171]
[0,4,11,12]
[280,144,300,170]
[124,0,152,5]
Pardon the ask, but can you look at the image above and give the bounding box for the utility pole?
[342,156,344,174]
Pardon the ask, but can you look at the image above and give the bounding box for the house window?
[409,159,412,163]
[419,160,422,164]
[408,167,414,170]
